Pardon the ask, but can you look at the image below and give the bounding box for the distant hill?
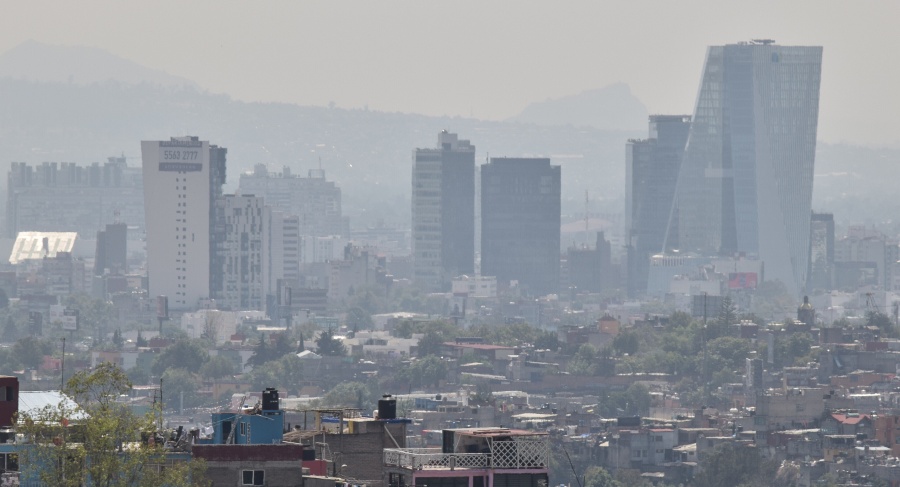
[509,83,649,131]
[0,40,199,89]
[0,41,895,237]
[0,78,637,237]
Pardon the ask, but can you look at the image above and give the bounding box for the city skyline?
[1,1,898,146]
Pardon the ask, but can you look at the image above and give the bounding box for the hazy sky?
[2,1,898,146]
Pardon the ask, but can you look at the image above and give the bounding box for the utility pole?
[60,337,65,390]
[702,292,709,399]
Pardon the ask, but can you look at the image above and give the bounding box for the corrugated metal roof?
[18,391,88,421]
[9,231,77,264]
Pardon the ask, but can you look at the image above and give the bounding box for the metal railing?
[384,440,549,470]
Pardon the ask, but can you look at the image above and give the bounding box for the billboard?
[728,272,758,289]
[156,295,169,321]
[61,309,79,331]
[691,294,725,318]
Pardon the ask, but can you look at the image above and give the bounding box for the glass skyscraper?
[626,115,691,296]
[666,41,823,295]
[412,131,476,292]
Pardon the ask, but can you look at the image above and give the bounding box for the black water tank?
[378,394,397,420]
[262,388,280,411]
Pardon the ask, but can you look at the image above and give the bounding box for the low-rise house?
[383,428,549,487]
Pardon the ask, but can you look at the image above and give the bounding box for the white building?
[451,274,497,298]
[180,309,239,345]
[300,235,347,264]
[213,194,270,310]
[141,137,226,310]
[238,165,343,237]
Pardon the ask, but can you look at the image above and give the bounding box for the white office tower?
[141,137,226,310]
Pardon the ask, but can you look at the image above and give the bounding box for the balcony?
[384,439,550,471]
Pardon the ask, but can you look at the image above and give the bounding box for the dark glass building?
[481,157,560,296]
[626,115,691,296]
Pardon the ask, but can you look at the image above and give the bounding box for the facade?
[807,212,835,292]
[5,156,144,238]
[238,164,343,237]
[412,131,476,292]
[666,41,823,295]
[212,194,270,311]
[384,428,549,487]
[481,157,560,296]
[94,222,127,276]
[625,115,691,297]
[567,231,613,294]
[141,136,227,310]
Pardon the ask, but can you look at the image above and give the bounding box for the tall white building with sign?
[141,136,227,310]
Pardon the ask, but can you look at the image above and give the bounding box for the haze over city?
[1,0,899,146]
[3,2,900,487]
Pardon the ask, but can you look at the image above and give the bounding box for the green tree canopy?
[12,336,53,369]
[320,381,377,409]
[18,363,209,487]
[200,354,236,381]
[161,368,204,410]
[316,328,347,356]
[693,442,776,487]
[151,339,209,376]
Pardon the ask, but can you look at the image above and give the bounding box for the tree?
[612,330,639,356]
[867,310,895,336]
[12,336,52,369]
[321,381,375,409]
[249,332,296,367]
[534,331,559,351]
[135,330,148,348]
[416,330,444,357]
[150,339,209,376]
[244,354,304,395]
[200,355,236,381]
[693,442,776,487]
[18,362,209,487]
[201,311,225,344]
[395,356,448,390]
[584,466,621,487]
[316,328,347,356]
[567,344,599,376]
[161,368,204,410]
[2,316,19,343]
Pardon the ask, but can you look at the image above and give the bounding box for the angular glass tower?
[667,41,822,295]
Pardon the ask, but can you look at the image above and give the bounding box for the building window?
[242,470,264,485]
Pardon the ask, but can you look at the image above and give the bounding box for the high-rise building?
[566,232,613,294]
[807,212,834,292]
[411,131,476,291]
[667,41,823,294]
[626,115,691,296]
[6,157,144,237]
[238,164,343,237]
[212,194,270,310]
[94,222,127,276]
[481,157,560,296]
[141,136,227,310]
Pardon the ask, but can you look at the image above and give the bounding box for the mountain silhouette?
[0,40,199,89]
[509,83,649,131]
